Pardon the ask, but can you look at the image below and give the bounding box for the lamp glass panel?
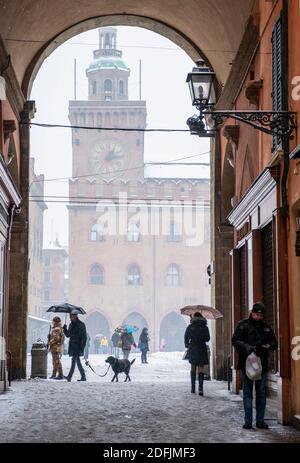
[191,74,213,102]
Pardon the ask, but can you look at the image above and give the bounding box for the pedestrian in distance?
[48,316,65,380]
[184,312,210,396]
[232,302,278,430]
[111,331,120,357]
[63,310,87,382]
[101,336,108,354]
[120,327,136,360]
[84,332,91,360]
[138,327,150,364]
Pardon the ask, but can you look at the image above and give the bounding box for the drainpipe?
[281,0,289,216]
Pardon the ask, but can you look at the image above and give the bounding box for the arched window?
[90,223,105,242]
[104,79,112,100]
[89,265,104,285]
[167,223,182,242]
[92,80,97,95]
[127,223,140,242]
[166,264,180,287]
[119,80,124,96]
[128,265,142,286]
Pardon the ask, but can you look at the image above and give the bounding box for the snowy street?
[0,352,299,443]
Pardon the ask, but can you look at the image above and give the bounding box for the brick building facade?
[68,27,211,351]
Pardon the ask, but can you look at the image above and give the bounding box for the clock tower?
[68,26,147,184]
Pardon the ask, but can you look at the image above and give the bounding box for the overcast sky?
[30,26,210,247]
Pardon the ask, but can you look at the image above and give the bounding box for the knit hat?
[251,302,265,314]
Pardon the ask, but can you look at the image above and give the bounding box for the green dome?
[87,57,129,73]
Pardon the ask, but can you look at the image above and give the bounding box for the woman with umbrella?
[184,312,210,396]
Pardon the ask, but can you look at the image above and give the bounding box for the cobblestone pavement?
[0,353,299,443]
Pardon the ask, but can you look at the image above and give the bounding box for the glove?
[63,324,67,330]
[246,344,255,355]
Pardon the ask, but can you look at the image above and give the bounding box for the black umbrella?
[46,303,86,321]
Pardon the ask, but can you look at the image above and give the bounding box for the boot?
[190,371,196,393]
[77,377,86,382]
[198,373,204,396]
[49,371,56,379]
[54,375,64,380]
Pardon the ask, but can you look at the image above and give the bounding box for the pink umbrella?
[180,305,223,320]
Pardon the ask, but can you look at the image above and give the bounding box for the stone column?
[8,101,35,379]
[211,131,234,380]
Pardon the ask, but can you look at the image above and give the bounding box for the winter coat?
[111,332,120,347]
[138,332,150,351]
[63,319,87,357]
[232,316,278,371]
[49,324,64,354]
[184,317,210,366]
[121,332,136,351]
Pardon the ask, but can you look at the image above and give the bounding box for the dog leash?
[84,359,111,377]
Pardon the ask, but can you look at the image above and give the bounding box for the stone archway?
[23,14,208,98]
[123,311,149,349]
[159,312,187,352]
[85,311,110,353]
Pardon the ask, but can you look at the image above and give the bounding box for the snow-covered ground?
[0,352,299,443]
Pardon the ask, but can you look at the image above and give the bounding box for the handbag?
[182,348,190,360]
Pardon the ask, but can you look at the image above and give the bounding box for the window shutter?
[271,13,283,151]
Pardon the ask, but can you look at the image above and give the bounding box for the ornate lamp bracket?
[206,110,297,142]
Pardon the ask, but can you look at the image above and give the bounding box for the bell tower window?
[104,79,112,101]
[92,80,97,95]
[119,80,124,96]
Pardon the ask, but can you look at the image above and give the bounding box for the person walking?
[63,309,87,382]
[232,302,278,430]
[138,327,150,364]
[111,331,120,357]
[184,312,210,396]
[100,336,108,354]
[48,316,65,380]
[121,327,136,360]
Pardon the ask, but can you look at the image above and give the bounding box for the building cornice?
[227,167,279,229]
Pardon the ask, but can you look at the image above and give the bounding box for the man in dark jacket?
[232,302,278,430]
[63,310,87,382]
[184,312,210,395]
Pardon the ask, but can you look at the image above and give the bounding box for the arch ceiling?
[0,0,255,94]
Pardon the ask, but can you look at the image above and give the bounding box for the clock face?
[90,140,124,178]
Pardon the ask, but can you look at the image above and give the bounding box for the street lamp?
[186,61,297,142]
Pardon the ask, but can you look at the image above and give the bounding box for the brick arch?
[22,14,213,98]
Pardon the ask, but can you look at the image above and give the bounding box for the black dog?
[105,356,136,382]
